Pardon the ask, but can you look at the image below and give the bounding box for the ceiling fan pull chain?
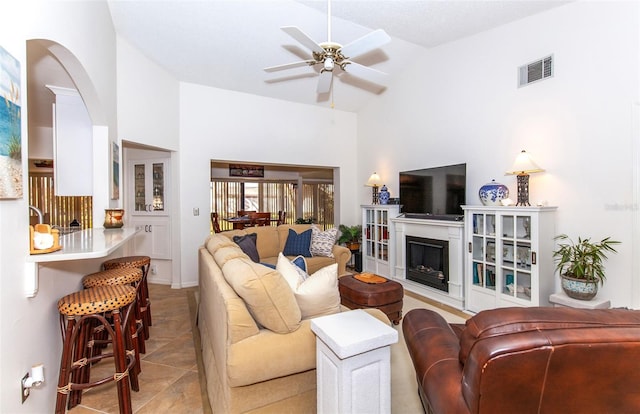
[330,80,335,109]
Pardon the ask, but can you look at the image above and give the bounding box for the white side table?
[549,291,611,309]
[311,309,398,414]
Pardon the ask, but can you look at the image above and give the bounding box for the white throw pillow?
[310,224,338,258]
[276,252,306,291]
[276,254,340,319]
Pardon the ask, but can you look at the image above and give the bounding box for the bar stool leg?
[140,262,152,335]
[134,286,146,354]
[123,301,142,383]
[55,316,76,414]
[112,309,133,414]
[69,318,93,407]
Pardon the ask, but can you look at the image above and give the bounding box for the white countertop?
[26,227,140,263]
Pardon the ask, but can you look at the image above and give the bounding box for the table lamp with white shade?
[506,150,544,206]
[366,172,382,204]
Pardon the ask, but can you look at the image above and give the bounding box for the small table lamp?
[366,172,382,204]
[506,150,544,206]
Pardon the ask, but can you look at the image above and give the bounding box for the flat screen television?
[399,163,466,220]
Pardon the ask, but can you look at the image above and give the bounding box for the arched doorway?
[26,39,110,228]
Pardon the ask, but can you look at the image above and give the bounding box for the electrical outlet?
[193,207,199,216]
[21,373,30,403]
[151,264,157,275]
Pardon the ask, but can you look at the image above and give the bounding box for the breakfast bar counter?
[25,227,140,297]
[26,227,140,263]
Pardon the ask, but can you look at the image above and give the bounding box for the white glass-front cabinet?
[128,158,171,260]
[362,205,401,277]
[463,206,556,313]
[129,159,168,215]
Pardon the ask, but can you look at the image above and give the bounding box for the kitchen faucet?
[29,205,44,224]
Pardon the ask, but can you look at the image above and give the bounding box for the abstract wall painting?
[0,45,22,199]
[111,141,120,200]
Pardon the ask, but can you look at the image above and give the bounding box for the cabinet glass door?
[501,215,532,301]
[364,209,374,258]
[134,164,146,212]
[376,210,389,261]
[152,163,165,211]
[471,213,496,290]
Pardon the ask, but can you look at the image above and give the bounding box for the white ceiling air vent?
[518,55,553,87]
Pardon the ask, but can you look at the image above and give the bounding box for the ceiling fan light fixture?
[324,57,335,71]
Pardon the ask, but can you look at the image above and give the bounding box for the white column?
[311,310,398,414]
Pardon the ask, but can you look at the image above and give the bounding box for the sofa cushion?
[310,224,338,258]
[227,319,317,387]
[221,256,301,333]
[206,233,238,253]
[283,228,312,257]
[233,233,260,263]
[277,253,340,319]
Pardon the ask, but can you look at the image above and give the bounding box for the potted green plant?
[552,234,620,300]
[337,224,362,251]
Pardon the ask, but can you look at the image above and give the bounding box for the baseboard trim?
[404,290,471,320]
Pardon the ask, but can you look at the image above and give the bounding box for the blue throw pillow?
[283,229,312,257]
[233,233,260,263]
[291,255,307,273]
[260,262,276,269]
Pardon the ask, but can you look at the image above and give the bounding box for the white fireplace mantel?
[391,216,465,310]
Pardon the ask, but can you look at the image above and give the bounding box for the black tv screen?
[399,163,466,218]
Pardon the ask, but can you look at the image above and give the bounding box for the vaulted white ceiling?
[107,0,569,112]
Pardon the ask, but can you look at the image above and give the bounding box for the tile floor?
[69,284,208,413]
[68,282,467,414]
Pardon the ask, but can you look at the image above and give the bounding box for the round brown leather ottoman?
[338,274,404,324]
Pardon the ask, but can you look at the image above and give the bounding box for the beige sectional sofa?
[218,224,352,275]
[198,225,388,413]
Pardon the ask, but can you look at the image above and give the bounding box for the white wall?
[116,36,180,152]
[177,83,358,287]
[0,1,118,412]
[358,1,640,307]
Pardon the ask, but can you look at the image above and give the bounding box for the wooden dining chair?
[237,210,255,217]
[249,212,271,227]
[277,210,286,225]
[211,212,221,233]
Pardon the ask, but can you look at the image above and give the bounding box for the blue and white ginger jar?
[478,180,509,206]
[379,185,390,205]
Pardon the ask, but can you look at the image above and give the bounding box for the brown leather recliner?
[403,307,640,414]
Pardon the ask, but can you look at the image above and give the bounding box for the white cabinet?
[463,206,556,313]
[130,217,171,259]
[127,157,171,260]
[128,158,168,216]
[46,85,93,196]
[362,205,401,277]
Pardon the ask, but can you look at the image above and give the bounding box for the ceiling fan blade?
[339,29,391,59]
[281,26,325,55]
[317,70,333,94]
[264,60,317,72]
[342,61,388,85]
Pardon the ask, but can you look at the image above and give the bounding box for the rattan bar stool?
[82,267,145,363]
[55,284,138,414]
[103,256,152,340]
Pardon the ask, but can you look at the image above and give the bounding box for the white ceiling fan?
[264,0,391,94]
